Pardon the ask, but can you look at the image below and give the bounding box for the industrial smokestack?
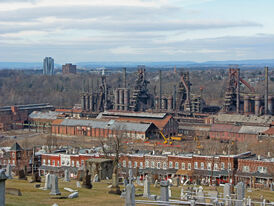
[265,67,269,115]
[236,68,240,114]
[159,70,162,110]
[123,67,127,88]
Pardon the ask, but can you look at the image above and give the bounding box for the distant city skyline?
[0,0,273,62]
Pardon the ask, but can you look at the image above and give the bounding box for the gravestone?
[0,169,8,206]
[154,179,158,188]
[82,169,92,189]
[93,174,99,182]
[160,181,169,202]
[6,188,22,196]
[125,169,135,206]
[64,170,70,182]
[168,185,172,198]
[136,176,143,186]
[5,164,12,179]
[30,172,41,183]
[235,182,245,206]
[224,183,231,198]
[143,176,150,198]
[180,187,185,200]
[197,186,205,203]
[68,192,79,199]
[76,181,81,188]
[44,173,51,190]
[18,169,27,180]
[49,175,61,195]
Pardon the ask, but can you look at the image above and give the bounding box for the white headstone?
[93,174,99,182]
[76,181,81,188]
[224,183,231,198]
[44,173,51,190]
[68,192,79,199]
[5,164,12,179]
[125,180,135,206]
[180,187,184,200]
[64,170,70,182]
[197,186,205,203]
[168,185,172,198]
[49,175,61,195]
[143,176,150,198]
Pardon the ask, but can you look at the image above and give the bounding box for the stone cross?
[0,169,8,206]
[49,174,61,195]
[44,173,51,190]
[160,181,169,202]
[143,176,150,198]
[64,169,70,182]
[125,169,135,206]
[5,164,12,179]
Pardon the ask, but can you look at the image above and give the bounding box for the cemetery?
[1,169,273,206]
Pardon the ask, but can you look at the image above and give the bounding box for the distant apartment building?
[43,57,54,75]
[62,63,76,74]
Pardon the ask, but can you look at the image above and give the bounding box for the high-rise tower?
[43,57,54,75]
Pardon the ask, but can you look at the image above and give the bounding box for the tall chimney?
[123,67,127,88]
[159,70,162,110]
[265,67,269,115]
[236,68,240,114]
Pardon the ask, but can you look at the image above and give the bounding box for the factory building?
[51,118,159,140]
[96,111,178,137]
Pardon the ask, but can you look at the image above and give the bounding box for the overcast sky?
[0,0,273,63]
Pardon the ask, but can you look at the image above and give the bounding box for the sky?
[0,0,274,63]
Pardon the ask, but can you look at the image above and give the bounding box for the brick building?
[62,63,76,74]
[0,142,39,174]
[0,103,54,131]
[97,111,178,138]
[236,154,274,188]
[209,124,269,142]
[51,118,159,140]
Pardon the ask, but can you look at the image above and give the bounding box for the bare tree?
[99,125,127,194]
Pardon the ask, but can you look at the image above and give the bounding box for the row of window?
[0,159,15,165]
[42,159,85,167]
[242,165,268,173]
[122,160,232,171]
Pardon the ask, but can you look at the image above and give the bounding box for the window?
[175,162,179,169]
[157,162,161,169]
[123,160,126,168]
[48,160,50,165]
[188,163,191,170]
[52,160,55,166]
[194,162,198,169]
[163,162,167,170]
[243,166,250,172]
[181,163,186,170]
[76,161,79,167]
[221,162,225,170]
[72,160,75,167]
[228,163,231,170]
[81,160,84,166]
[12,160,15,165]
[57,161,60,166]
[134,161,137,168]
[201,162,204,170]
[151,161,155,168]
[145,161,149,168]
[169,161,173,168]
[12,153,15,158]
[257,166,267,173]
[140,162,143,169]
[214,163,218,171]
[207,163,211,170]
[128,161,132,168]
[43,159,46,165]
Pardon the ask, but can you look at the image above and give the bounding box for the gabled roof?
[10,142,23,151]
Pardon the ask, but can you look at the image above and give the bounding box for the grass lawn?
[5,177,274,206]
